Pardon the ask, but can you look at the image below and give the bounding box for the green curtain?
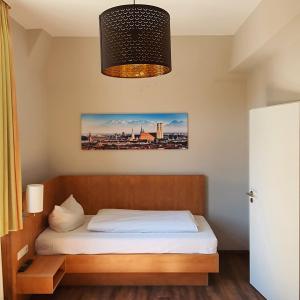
[0,0,23,236]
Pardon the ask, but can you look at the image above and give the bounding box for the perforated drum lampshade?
[99,4,172,78]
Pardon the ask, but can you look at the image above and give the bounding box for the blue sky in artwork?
[81,113,188,135]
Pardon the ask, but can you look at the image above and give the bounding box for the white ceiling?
[7,0,263,37]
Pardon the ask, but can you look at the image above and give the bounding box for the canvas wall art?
[81,113,188,150]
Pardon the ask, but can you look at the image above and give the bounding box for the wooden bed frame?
[1,175,219,300]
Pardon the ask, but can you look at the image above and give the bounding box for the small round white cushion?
[48,195,85,232]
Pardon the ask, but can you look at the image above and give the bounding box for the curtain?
[0,0,23,236]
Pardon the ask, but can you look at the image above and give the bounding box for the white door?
[249,102,299,300]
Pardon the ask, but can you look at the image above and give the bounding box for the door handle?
[246,191,254,197]
[247,191,255,203]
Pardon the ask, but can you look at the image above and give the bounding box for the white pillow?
[61,194,84,215]
[48,195,84,232]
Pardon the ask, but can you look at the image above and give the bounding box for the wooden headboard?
[2,175,205,300]
[60,175,205,215]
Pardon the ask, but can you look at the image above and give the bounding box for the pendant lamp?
[99,1,172,78]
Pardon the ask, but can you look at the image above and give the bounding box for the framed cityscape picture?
[81,113,188,150]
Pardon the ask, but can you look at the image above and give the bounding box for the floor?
[32,252,265,300]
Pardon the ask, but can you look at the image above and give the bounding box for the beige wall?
[11,19,52,187]
[231,0,300,70]
[230,0,300,108]
[8,0,300,252]
[46,36,248,250]
[246,38,300,108]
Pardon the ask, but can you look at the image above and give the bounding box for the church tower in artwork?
[130,128,135,141]
[88,132,93,143]
[156,123,163,139]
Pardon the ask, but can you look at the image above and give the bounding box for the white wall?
[45,36,249,250]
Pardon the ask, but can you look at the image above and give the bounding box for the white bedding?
[36,215,218,255]
[87,209,198,233]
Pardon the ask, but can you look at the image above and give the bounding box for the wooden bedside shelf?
[17,255,66,294]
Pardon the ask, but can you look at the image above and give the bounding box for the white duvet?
[87,209,199,233]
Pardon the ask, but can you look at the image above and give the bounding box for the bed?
[2,175,219,300]
[36,215,218,255]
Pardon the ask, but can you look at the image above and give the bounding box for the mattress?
[35,215,218,255]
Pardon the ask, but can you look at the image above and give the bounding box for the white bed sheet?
[35,215,218,255]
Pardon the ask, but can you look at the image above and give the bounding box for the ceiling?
[7,0,263,37]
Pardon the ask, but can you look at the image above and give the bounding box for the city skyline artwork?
[81,113,188,150]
